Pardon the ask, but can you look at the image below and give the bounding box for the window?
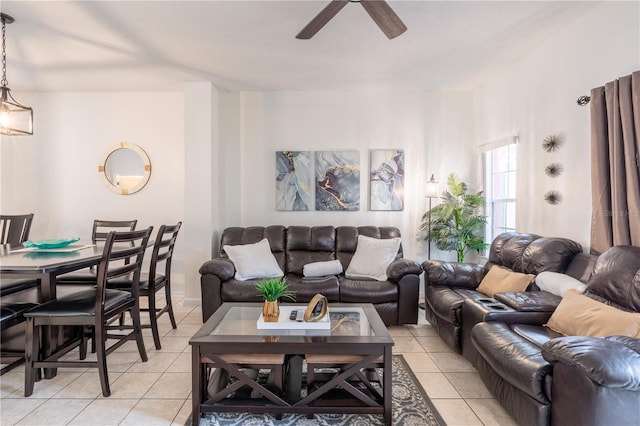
[483,137,517,244]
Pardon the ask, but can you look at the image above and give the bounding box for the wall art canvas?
[315,150,360,211]
[369,149,405,211]
[276,151,312,211]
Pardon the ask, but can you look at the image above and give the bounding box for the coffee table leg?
[384,346,392,426]
[192,346,204,426]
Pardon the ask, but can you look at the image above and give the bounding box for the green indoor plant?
[420,173,489,262]
[255,277,295,322]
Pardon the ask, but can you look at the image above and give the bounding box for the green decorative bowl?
[23,238,81,249]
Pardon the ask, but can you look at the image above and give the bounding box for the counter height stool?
[305,353,384,413]
[109,222,182,349]
[1,301,39,375]
[23,227,153,397]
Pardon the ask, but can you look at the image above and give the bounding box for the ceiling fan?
[296,0,407,40]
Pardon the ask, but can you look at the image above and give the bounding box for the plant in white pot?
[420,173,489,262]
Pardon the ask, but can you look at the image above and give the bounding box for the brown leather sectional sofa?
[199,225,423,326]
[422,232,640,426]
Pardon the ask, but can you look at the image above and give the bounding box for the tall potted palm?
[420,173,488,262]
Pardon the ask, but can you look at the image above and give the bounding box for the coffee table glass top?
[211,305,374,337]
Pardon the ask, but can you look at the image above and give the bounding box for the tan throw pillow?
[476,266,534,297]
[546,289,640,338]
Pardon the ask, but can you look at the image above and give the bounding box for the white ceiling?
[3,0,598,92]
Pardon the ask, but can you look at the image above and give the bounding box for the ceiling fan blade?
[296,0,350,39]
[360,0,407,39]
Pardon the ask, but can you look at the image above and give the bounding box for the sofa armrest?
[387,259,423,281]
[494,291,561,312]
[199,258,236,322]
[199,258,235,281]
[542,336,640,390]
[422,259,485,289]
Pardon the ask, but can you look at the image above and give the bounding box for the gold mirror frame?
[98,142,151,195]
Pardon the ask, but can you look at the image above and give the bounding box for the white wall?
[473,1,640,250]
[227,89,475,262]
[0,92,187,290]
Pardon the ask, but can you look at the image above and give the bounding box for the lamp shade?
[1,87,33,136]
[426,174,439,198]
[0,13,33,136]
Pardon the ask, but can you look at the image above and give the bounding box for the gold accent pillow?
[546,289,640,338]
[476,266,534,297]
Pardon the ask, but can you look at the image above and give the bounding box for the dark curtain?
[590,70,640,255]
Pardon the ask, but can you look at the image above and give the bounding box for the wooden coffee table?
[190,302,394,425]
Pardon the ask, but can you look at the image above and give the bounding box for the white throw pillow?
[303,260,343,278]
[535,271,587,297]
[223,238,284,281]
[345,235,401,281]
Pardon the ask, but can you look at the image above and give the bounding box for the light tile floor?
[0,298,518,425]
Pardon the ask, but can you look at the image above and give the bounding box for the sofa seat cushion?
[284,275,339,302]
[339,278,397,303]
[221,280,264,303]
[426,286,466,325]
[472,322,554,404]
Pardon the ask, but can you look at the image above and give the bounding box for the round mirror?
[98,142,151,195]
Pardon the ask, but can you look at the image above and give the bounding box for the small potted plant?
[255,277,296,322]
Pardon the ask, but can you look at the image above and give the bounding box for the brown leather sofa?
[471,245,640,426]
[421,232,586,363]
[199,225,423,326]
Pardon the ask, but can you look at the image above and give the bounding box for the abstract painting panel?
[369,149,404,211]
[315,151,360,211]
[276,151,312,211]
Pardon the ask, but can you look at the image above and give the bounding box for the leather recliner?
[199,225,423,326]
[421,232,585,362]
[471,245,640,426]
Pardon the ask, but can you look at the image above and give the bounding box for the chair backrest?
[91,219,138,243]
[0,213,34,245]
[148,222,182,284]
[94,227,153,320]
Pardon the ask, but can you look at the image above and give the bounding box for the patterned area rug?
[193,355,445,426]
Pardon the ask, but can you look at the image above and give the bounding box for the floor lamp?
[420,174,439,310]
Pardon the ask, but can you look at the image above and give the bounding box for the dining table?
[1,241,110,378]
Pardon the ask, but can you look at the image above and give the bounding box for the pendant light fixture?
[1,13,33,136]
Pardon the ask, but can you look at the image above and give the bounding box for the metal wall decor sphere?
[544,190,563,205]
[542,134,563,153]
[545,163,564,178]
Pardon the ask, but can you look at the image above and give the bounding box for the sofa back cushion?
[486,232,582,276]
[336,226,402,270]
[219,226,287,272]
[585,245,640,312]
[286,226,336,275]
[487,232,541,272]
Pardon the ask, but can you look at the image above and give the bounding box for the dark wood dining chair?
[0,213,34,244]
[1,279,40,377]
[0,212,38,374]
[23,227,153,397]
[56,219,138,284]
[109,222,182,349]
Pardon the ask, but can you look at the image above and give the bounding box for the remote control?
[289,310,297,320]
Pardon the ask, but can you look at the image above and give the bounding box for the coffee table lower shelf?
[197,363,386,419]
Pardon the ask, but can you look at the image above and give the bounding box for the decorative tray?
[23,238,81,249]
